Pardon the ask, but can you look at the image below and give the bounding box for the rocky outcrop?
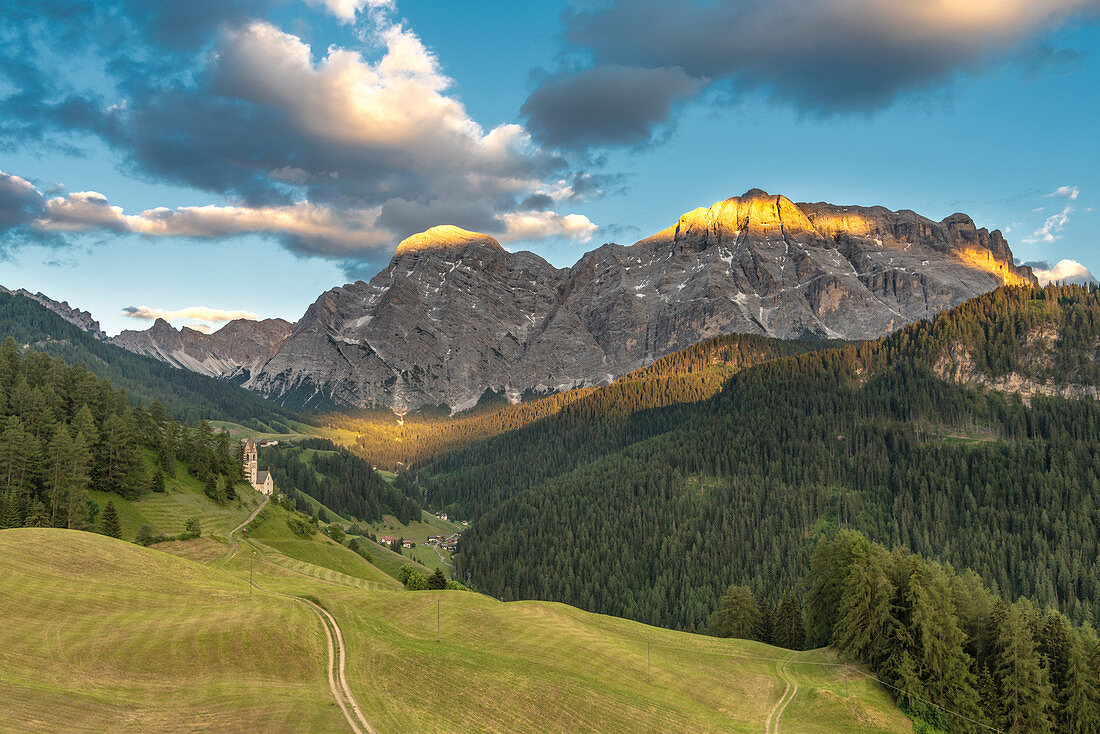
[112,317,293,381]
[241,191,1034,411]
[0,285,107,340]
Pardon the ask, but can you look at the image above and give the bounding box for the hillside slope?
[0,528,911,733]
[436,285,1100,631]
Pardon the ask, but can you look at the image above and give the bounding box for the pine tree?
[46,424,74,527]
[100,499,122,539]
[428,568,447,590]
[833,544,895,665]
[996,602,1054,733]
[0,489,22,528]
[1056,633,1100,733]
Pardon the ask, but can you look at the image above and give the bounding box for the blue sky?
[0,0,1097,335]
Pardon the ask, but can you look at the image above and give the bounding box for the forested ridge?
[257,438,420,523]
[0,291,297,427]
[397,332,830,507]
[425,285,1100,638]
[318,332,828,471]
[0,337,248,530]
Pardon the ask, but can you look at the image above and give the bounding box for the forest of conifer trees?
[0,337,248,532]
[433,286,1100,639]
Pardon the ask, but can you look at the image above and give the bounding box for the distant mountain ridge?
[112,316,293,381]
[74,188,1037,411]
[0,284,107,340]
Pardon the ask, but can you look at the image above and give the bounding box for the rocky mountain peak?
[394,225,503,258]
[644,189,821,250]
[110,189,1040,412]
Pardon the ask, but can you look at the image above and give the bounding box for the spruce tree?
[428,568,447,590]
[100,499,122,539]
[996,603,1054,733]
[833,545,894,665]
[1056,633,1100,733]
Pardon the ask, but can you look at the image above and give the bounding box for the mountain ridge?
[104,189,1035,410]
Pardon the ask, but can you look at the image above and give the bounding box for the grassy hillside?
[0,528,349,732]
[0,527,911,733]
[0,291,297,427]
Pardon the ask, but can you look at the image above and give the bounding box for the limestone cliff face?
[240,191,1034,410]
[111,317,293,381]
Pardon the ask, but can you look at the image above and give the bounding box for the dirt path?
[764,656,798,734]
[225,496,269,558]
[299,597,375,734]
[245,548,376,734]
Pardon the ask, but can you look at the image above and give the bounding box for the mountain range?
[22,189,1036,411]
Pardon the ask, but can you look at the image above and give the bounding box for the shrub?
[398,563,428,589]
[287,516,316,538]
[135,524,168,546]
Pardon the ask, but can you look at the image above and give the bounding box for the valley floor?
[0,526,912,733]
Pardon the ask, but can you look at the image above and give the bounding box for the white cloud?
[1047,185,1080,200]
[1028,259,1097,285]
[27,184,597,259]
[122,305,261,323]
[1024,204,1073,243]
[215,21,543,185]
[302,0,392,23]
[497,211,598,243]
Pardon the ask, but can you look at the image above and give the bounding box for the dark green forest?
[0,291,297,427]
[258,438,420,524]
[401,331,832,509]
[0,337,248,529]
[712,531,1100,732]
[422,286,1100,637]
[800,531,1099,733]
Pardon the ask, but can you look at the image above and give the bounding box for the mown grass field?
[0,512,913,733]
[0,529,348,733]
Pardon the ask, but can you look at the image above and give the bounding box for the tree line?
[0,337,247,533]
[0,290,297,427]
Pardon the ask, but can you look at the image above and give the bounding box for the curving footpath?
[225,495,269,561]
[763,655,798,734]
[227,496,375,733]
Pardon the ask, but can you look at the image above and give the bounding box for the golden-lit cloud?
[122,305,261,323]
[1028,259,1096,285]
